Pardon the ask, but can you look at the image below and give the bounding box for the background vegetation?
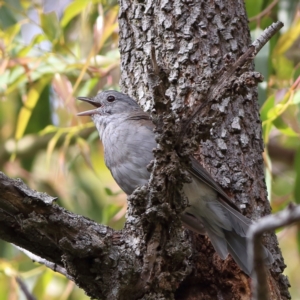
[0,0,299,298]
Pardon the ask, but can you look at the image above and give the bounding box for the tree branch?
[251,21,283,55]
[248,0,279,23]
[15,276,37,300]
[0,171,127,299]
[14,245,72,280]
[248,203,300,300]
[0,170,191,299]
[0,171,113,263]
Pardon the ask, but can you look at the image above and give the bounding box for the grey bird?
[77,90,274,275]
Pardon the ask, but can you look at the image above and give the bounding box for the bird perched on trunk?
[77,90,273,275]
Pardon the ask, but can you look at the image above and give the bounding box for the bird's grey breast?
[97,114,156,195]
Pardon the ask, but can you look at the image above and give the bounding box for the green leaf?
[0,5,17,29]
[273,55,294,80]
[260,95,275,122]
[245,0,263,18]
[273,117,299,137]
[266,102,287,123]
[15,76,51,140]
[104,187,122,196]
[39,125,59,136]
[60,0,100,28]
[77,78,98,98]
[104,187,114,196]
[29,56,70,80]
[87,130,100,143]
[32,269,53,300]
[17,34,47,57]
[40,11,61,42]
[262,122,273,144]
[46,129,64,165]
[274,19,300,55]
[0,23,21,48]
[5,70,27,95]
[294,67,300,81]
[260,16,273,30]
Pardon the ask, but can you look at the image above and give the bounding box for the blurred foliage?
[0,0,122,299]
[0,0,299,298]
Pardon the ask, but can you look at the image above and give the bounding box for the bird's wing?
[125,110,151,121]
[189,157,240,210]
[126,111,238,210]
[125,110,155,131]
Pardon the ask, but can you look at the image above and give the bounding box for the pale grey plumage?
[77,90,274,275]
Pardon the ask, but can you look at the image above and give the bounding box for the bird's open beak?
[77,97,101,116]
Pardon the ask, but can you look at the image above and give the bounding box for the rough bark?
[118,0,290,299]
[0,172,119,298]
[0,171,191,299]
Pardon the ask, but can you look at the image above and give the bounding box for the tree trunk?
[118,0,290,299]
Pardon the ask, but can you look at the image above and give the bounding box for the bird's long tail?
[182,200,274,275]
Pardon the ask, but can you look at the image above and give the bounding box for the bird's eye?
[107,95,115,102]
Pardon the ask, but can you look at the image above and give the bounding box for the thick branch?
[0,172,113,263]
[0,171,191,299]
[0,171,129,299]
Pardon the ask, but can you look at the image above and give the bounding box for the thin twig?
[14,245,74,281]
[15,277,37,300]
[249,0,279,23]
[179,21,283,141]
[248,203,300,300]
[251,21,283,55]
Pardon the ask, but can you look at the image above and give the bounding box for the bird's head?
[77,90,140,117]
